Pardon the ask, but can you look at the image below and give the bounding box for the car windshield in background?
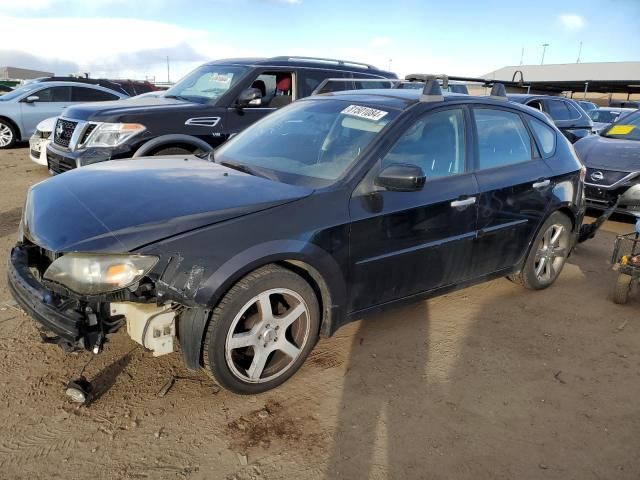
[0,83,40,101]
[589,110,619,123]
[164,65,248,104]
[603,111,640,141]
[215,99,398,187]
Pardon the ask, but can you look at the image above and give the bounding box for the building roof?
[483,62,640,95]
[484,62,640,82]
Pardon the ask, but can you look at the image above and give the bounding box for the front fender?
[178,239,348,371]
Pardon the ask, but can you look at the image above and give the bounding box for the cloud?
[0,50,79,75]
[558,13,586,31]
[370,37,391,48]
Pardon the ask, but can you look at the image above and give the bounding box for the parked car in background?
[575,109,640,215]
[508,94,594,143]
[0,80,128,149]
[588,107,636,134]
[10,80,585,395]
[610,100,640,109]
[45,56,397,174]
[29,116,56,166]
[577,100,598,112]
[31,77,161,97]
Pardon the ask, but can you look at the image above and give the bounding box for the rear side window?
[528,117,557,158]
[71,87,119,102]
[300,70,350,96]
[474,108,533,170]
[546,99,572,121]
[564,101,583,120]
[383,108,466,179]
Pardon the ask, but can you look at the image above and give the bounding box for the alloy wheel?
[224,288,311,383]
[0,124,13,147]
[534,223,569,283]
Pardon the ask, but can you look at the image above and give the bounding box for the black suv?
[45,56,396,174]
[508,94,594,143]
[10,79,585,395]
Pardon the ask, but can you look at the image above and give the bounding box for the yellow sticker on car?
[608,125,636,135]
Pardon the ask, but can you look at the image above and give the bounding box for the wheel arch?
[177,240,348,371]
[132,134,214,157]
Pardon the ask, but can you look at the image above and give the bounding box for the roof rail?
[490,83,508,100]
[419,75,444,102]
[269,56,377,70]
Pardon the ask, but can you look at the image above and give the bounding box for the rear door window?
[473,108,534,169]
[71,87,120,102]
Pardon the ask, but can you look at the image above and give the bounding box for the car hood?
[62,96,196,122]
[574,134,640,171]
[23,157,313,253]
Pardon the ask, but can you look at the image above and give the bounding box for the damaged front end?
[7,240,183,357]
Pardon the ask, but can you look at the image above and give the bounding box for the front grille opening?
[53,119,77,148]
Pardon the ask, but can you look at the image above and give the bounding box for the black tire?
[613,273,632,305]
[153,146,193,156]
[202,264,320,394]
[509,211,572,290]
[0,119,18,149]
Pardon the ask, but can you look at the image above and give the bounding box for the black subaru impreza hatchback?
[9,79,585,394]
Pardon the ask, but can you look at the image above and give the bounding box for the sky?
[0,0,638,82]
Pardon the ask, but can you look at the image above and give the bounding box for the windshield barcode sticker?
[341,105,388,121]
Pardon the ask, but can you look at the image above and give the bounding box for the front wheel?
[202,264,320,394]
[509,212,572,290]
[0,119,17,149]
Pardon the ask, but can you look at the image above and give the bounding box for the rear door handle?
[532,179,551,189]
[450,196,476,208]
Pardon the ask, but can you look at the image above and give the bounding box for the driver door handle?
[532,179,551,189]
[450,196,476,208]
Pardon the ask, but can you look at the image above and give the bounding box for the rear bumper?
[7,246,85,345]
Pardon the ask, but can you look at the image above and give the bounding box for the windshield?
[215,99,399,187]
[0,83,41,101]
[603,110,640,141]
[164,65,248,104]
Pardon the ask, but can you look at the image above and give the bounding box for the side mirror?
[24,95,40,103]
[375,163,426,192]
[237,88,262,108]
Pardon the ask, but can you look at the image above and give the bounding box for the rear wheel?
[509,212,572,290]
[203,264,320,394]
[0,119,17,149]
[613,273,632,305]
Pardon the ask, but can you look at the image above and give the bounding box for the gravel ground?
[0,146,638,480]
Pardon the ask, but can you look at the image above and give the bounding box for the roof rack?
[418,75,444,102]
[269,56,377,70]
[489,83,508,100]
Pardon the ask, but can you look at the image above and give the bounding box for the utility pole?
[577,41,583,63]
[166,55,170,83]
[388,58,392,71]
[541,43,549,65]
[520,47,524,66]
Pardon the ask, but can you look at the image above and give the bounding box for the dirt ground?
[0,146,638,480]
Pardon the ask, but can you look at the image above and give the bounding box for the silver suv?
[0,81,127,148]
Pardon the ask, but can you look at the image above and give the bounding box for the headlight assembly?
[43,253,158,295]
[84,123,146,148]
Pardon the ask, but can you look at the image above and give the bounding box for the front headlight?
[43,253,158,295]
[85,123,146,148]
